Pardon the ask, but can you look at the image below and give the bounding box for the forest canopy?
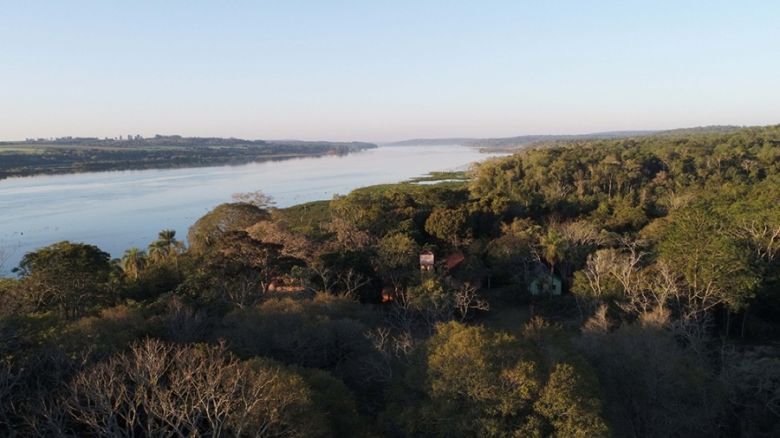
[1,125,779,436]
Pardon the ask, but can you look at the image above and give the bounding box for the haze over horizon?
[2,1,779,142]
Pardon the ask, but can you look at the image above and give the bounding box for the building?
[528,262,562,296]
[420,250,435,271]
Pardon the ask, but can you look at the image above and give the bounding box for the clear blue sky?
[1,1,779,141]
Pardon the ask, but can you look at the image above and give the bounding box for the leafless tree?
[731,220,780,263]
[454,283,489,321]
[558,220,606,247]
[232,190,276,210]
[65,339,318,437]
[576,240,647,314]
[163,296,208,343]
[335,268,371,299]
[0,361,22,431]
[325,217,372,250]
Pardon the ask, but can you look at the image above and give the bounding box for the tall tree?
[15,241,112,318]
[120,247,147,280]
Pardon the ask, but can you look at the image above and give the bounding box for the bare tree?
[325,217,372,250]
[163,295,208,343]
[65,339,320,437]
[232,190,276,210]
[0,361,22,431]
[335,268,371,299]
[575,240,647,316]
[453,283,489,321]
[732,220,780,263]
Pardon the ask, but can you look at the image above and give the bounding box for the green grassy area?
[274,200,332,236]
[0,146,44,154]
[406,171,468,182]
[348,175,469,197]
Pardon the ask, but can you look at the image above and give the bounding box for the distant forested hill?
[0,136,376,179]
[386,125,743,149]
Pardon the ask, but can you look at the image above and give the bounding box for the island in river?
[0,135,377,180]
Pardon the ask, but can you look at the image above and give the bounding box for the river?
[0,145,506,274]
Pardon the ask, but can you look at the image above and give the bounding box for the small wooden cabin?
[420,250,435,271]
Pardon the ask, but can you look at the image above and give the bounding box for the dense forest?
[0,136,376,179]
[1,125,779,436]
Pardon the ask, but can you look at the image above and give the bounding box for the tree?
[188,203,269,253]
[539,229,569,279]
[425,207,468,247]
[535,362,610,437]
[571,241,647,315]
[119,247,146,280]
[453,283,489,321]
[391,322,544,437]
[390,321,608,437]
[580,310,724,437]
[217,231,300,296]
[65,339,328,437]
[658,206,761,320]
[147,229,184,264]
[15,241,111,319]
[374,233,419,293]
[232,189,276,210]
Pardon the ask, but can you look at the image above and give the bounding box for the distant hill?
[382,138,478,147]
[653,125,743,136]
[385,126,746,150]
[2,135,375,151]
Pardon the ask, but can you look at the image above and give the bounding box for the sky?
[1,1,779,142]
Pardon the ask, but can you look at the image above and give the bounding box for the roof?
[445,251,465,270]
[530,261,558,278]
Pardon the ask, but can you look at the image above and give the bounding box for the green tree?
[425,207,468,246]
[658,206,760,316]
[374,233,419,292]
[392,322,546,437]
[188,203,269,253]
[539,229,569,279]
[212,231,301,299]
[120,247,147,280]
[535,362,610,437]
[147,229,184,264]
[15,241,112,318]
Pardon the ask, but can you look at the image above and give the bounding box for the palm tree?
[157,229,180,254]
[539,229,569,284]
[148,229,184,267]
[121,247,147,280]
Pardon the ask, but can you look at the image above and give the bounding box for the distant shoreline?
[0,137,377,180]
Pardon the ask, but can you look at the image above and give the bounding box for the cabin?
[420,250,435,271]
[528,262,562,296]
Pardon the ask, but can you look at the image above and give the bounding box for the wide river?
[0,145,505,274]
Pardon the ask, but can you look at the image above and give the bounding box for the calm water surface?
[0,145,505,273]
